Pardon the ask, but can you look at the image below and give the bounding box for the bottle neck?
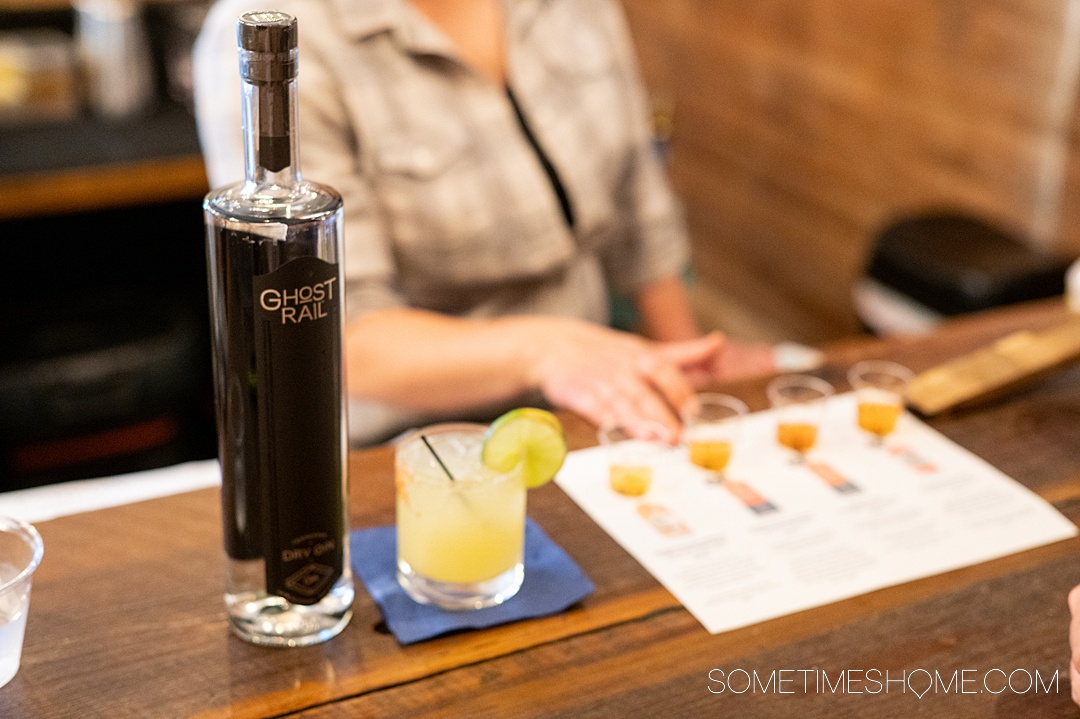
[241,75,301,191]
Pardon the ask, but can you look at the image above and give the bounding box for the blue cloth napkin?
[350,518,594,645]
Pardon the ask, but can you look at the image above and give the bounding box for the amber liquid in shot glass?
[776,422,818,454]
[609,464,654,497]
[689,440,732,473]
[682,393,747,482]
[598,421,668,498]
[767,374,833,464]
[857,401,902,438]
[848,360,913,446]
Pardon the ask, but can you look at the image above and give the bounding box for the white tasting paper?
[0,459,221,523]
[555,392,1078,634]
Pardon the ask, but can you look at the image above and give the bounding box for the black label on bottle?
[253,255,344,605]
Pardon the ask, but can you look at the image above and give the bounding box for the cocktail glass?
[395,423,526,610]
[682,393,748,482]
[766,374,834,463]
[0,517,43,688]
[847,360,915,446]
[597,420,669,497]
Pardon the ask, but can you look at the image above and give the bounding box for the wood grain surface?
[4,301,1080,718]
[620,0,1080,344]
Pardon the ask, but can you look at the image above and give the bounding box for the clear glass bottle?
[203,10,353,646]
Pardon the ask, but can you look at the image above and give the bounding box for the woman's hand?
[526,318,725,441]
[709,340,777,382]
[632,275,777,384]
[345,308,766,443]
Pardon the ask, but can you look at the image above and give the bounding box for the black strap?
[506,86,576,229]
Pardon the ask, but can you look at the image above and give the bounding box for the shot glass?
[597,420,669,497]
[766,374,835,463]
[682,393,748,482]
[847,360,915,445]
[395,423,526,610]
[0,517,43,689]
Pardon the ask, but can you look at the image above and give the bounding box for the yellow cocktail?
[396,424,526,609]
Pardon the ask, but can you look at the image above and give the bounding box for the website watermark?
[707,668,1061,699]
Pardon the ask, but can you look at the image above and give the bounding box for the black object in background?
[867,213,1071,317]
[0,198,216,490]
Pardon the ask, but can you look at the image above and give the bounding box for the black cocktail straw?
[421,435,456,482]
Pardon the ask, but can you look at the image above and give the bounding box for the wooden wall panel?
[1056,127,1080,256]
[1050,37,1080,257]
[621,0,1080,343]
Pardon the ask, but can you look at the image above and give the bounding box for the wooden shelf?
[0,155,208,220]
[0,0,68,9]
[0,98,208,219]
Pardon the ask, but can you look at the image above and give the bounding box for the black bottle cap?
[236,10,298,83]
[237,11,297,54]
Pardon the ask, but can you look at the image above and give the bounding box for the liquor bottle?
[203,10,353,646]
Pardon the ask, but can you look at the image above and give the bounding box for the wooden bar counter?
[5,299,1080,718]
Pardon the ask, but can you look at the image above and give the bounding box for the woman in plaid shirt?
[195,0,781,445]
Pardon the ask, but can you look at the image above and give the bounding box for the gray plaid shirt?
[195,0,690,441]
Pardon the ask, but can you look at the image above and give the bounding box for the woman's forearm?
[345,306,731,439]
[634,275,701,342]
[344,308,544,412]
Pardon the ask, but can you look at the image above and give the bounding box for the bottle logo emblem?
[283,563,337,600]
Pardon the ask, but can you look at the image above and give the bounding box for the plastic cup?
[848,360,915,445]
[0,517,43,688]
[597,421,669,497]
[766,374,834,462]
[682,393,748,481]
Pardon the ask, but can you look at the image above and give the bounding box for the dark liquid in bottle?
[209,221,344,604]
